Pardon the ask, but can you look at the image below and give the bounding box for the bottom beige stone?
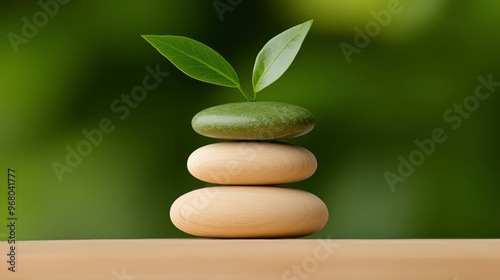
[170,186,328,238]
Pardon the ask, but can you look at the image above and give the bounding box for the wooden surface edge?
[1,239,499,280]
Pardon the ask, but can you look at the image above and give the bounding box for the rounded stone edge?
[169,186,329,238]
[191,101,316,140]
[186,141,318,185]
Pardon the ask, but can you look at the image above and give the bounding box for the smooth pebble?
[191,101,315,140]
[187,141,317,185]
[170,186,329,238]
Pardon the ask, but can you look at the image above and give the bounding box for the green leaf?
[252,19,313,94]
[142,35,240,88]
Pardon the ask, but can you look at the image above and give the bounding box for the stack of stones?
[170,101,328,238]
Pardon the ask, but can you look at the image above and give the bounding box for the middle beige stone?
[187,141,317,185]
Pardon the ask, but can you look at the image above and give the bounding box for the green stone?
[191,101,315,140]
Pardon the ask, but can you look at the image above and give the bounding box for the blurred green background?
[1,0,499,240]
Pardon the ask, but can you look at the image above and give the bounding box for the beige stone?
[170,186,328,238]
[187,141,317,185]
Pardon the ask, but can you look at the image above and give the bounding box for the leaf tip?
[141,35,153,43]
[304,19,314,30]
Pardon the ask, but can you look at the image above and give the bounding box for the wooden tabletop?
[1,239,499,279]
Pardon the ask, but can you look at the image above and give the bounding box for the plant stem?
[237,85,255,102]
